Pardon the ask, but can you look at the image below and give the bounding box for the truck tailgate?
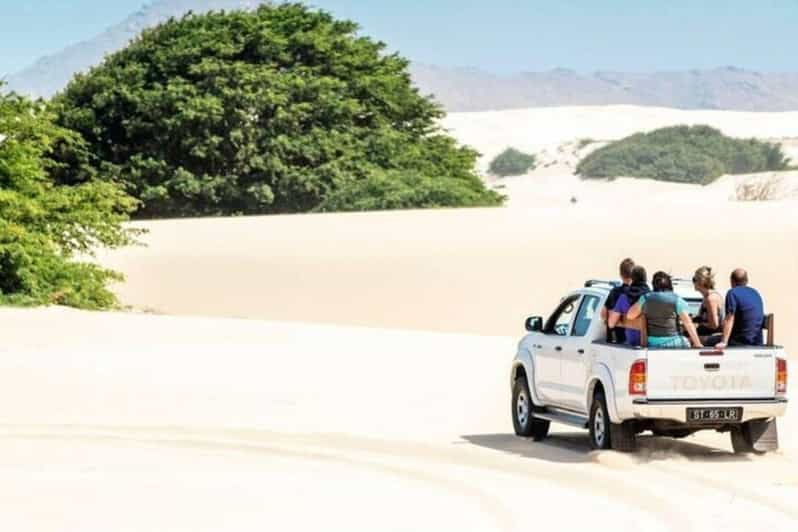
[646,348,777,400]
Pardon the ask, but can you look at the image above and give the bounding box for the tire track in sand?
[0,425,691,531]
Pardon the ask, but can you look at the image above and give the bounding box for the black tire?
[730,427,757,454]
[512,377,550,441]
[611,420,638,452]
[589,391,636,451]
[588,391,612,450]
[730,420,777,455]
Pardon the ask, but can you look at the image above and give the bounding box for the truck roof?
[583,278,703,302]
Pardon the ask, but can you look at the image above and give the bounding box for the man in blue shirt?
[717,269,764,348]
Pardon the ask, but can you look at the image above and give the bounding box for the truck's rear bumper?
[631,397,787,423]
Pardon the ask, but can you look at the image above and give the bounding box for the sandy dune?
[4,105,798,530]
[442,105,798,169]
[97,201,798,349]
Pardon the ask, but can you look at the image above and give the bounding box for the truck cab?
[511,280,788,453]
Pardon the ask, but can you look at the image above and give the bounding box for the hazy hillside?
[4,0,798,112]
[4,0,265,98]
[411,64,798,112]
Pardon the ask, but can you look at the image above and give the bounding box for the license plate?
[686,407,743,423]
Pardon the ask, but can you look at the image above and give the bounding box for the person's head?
[692,266,715,293]
[619,258,635,283]
[652,271,673,292]
[630,265,647,285]
[731,268,749,287]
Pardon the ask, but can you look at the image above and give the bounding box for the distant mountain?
[4,0,798,112]
[4,0,265,98]
[410,65,798,112]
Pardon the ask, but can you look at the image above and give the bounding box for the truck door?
[559,294,601,412]
[536,295,581,404]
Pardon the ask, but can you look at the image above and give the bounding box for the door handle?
[555,346,563,352]
[577,349,585,355]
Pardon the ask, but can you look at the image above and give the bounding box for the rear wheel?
[512,377,550,440]
[731,419,778,454]
[589,392,611,450]
[610,420,638,452]
[589,391,636,451]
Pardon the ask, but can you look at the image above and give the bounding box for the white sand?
[96,201,798,349]
[4,105,798,530]
[1,307,796,531]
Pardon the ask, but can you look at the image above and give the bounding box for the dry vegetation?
[735,174,788,201]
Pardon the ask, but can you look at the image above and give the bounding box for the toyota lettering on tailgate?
[670,375,753,391]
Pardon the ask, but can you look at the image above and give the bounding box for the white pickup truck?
[511,280,788,453]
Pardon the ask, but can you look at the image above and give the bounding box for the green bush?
[488,148,537,177]
[0,90,139,309]
[53,3,502,217]
[317,169,504,212]
[576,125,789,184]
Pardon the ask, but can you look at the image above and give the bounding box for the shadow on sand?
[461,432,754,464]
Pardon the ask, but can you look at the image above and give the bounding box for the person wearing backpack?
[607,265,650,346]
[601,258,635,343]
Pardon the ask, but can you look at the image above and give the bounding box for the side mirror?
[525,316,543,332]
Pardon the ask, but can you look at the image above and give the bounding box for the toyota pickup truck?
[510,280,788,453]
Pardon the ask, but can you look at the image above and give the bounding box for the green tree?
[54,3,502,217]
[0,90,139,308]
[488,148,537,177]
[577,125,788,184]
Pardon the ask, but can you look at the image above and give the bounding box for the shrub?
[53,3,502,217]
[576,125,789,184]
[317,169,504,212]
[488,148,537,177]
[0,90,139,309]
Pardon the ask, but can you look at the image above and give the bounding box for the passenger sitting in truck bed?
[692,265,724,345]
[716,269,765,349]
[626,271,703,348]
[607,265,650,346]
[601,257,635,343]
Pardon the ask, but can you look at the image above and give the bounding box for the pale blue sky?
[1,0,797,76]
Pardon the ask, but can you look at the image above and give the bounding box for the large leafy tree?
[54,3,502,217]
[0,90,139,308]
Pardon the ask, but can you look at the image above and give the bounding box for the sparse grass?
[735,174,785,201]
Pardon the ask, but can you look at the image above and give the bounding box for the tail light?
[629,359,647,396]
[776,358,787,394]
